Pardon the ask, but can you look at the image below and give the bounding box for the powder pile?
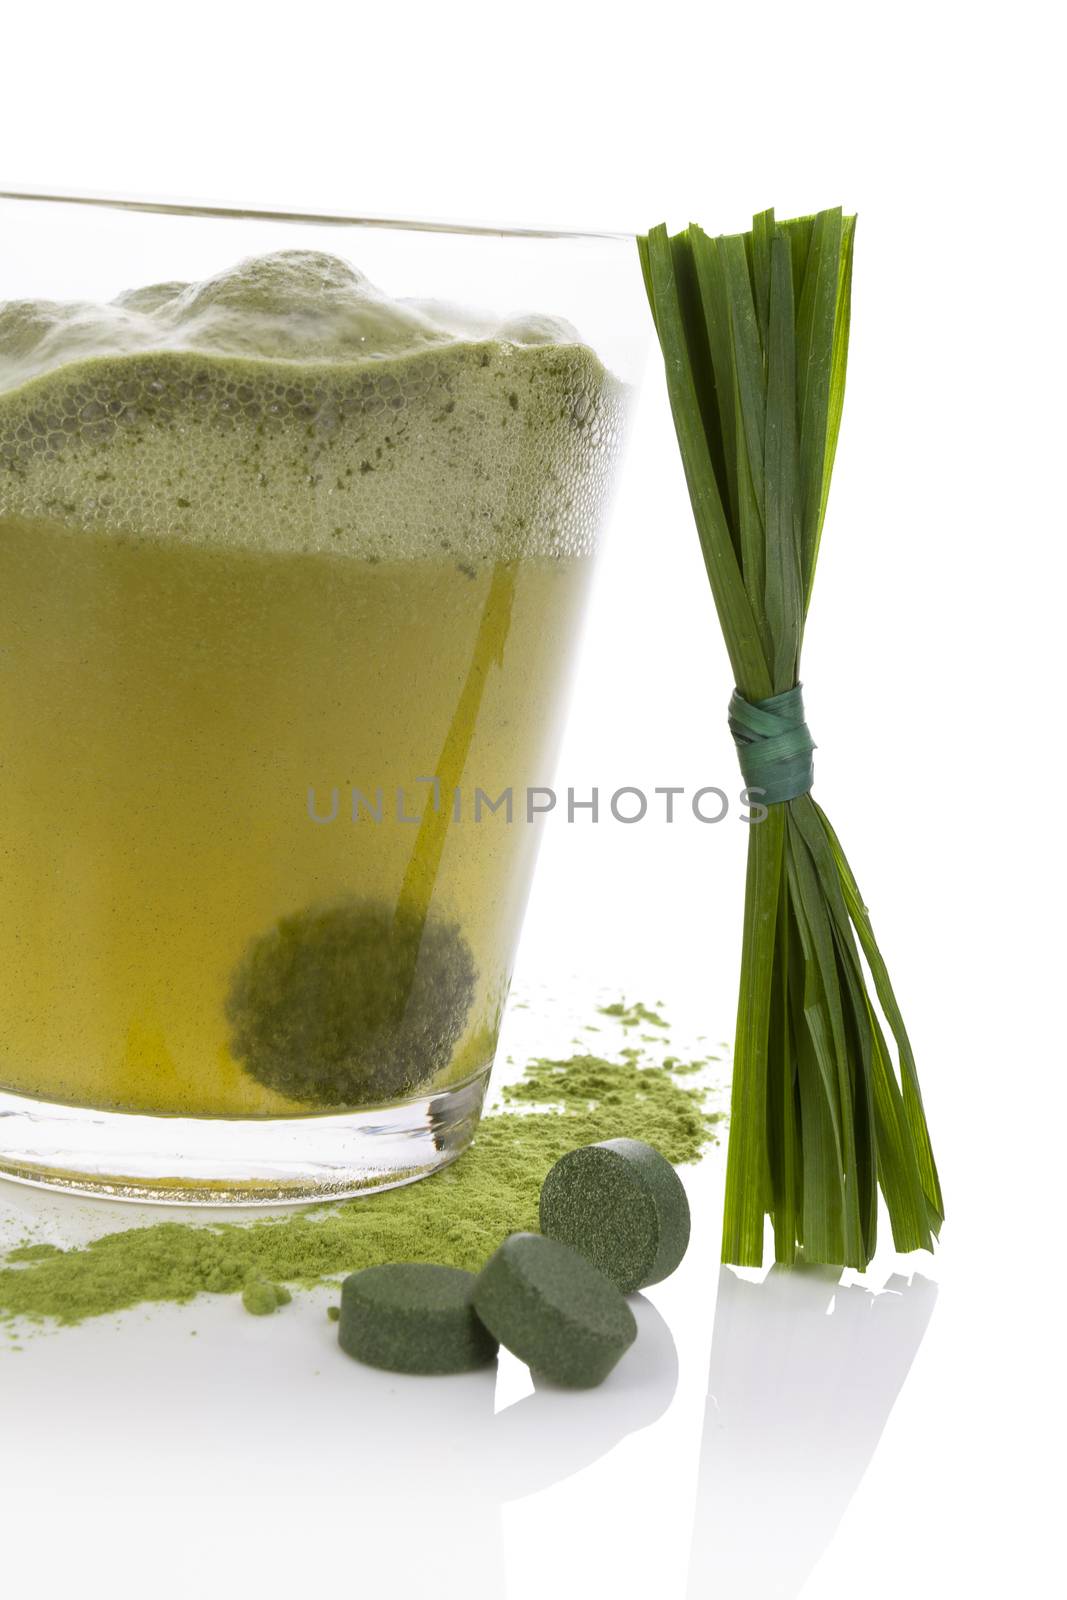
[1,1042,720,1329]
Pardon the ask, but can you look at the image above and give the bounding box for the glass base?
[0,1066,491,1205]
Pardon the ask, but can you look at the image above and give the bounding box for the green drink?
[0,249,623,1120]
[0,196,641,1200]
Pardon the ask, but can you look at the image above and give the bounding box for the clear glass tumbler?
[0,189,644,1201]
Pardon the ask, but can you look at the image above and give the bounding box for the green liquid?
[0,254,625,1115]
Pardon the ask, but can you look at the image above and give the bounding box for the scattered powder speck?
[597,1000,669,1029]
[0,1040,721,1331]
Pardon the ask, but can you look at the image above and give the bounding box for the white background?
[1,4,1064,1597]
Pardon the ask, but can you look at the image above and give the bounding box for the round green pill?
[472,1232,637,1389]
[338,1263,499,1375]
[539,1137,691,1293]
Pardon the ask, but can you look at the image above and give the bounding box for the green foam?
[0,251,624,563]
[472,1232,636,1389]
[539,1137,691,1293]
[338,1263,498,1375]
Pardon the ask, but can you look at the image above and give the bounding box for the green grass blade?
[764,232,803,692]
[767,883,798,1264]
[810,212,856,599]
[720,231,766,519]
[782,842,849,1254]
[794,1016,845,1263]
[834,945,879,1261]
[636,232,656,323]
[749,207,775,346]
[782,213,816,306]
[795,207,844,598]
[865,1001,935,1251]
[721,808,785,1266]
[688,228,741,532]
[691,226,770,650]
[668,230,736,557]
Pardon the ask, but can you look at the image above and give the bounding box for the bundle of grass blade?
[638,209,943,1268]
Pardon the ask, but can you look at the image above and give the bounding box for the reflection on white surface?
[2,1283,677,1595]
[688,1264,938,1600]
[494,1289,678,1497]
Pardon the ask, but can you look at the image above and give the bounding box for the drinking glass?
[0,189,644,1201]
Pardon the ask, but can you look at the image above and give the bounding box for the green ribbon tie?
[729,684,815,806]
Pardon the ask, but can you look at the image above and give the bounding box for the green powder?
[5,1242,63,1263]
[241,1280,292,1316]
[0,1046,720,1329]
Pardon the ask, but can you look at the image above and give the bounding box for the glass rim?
[0,184,636,244]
